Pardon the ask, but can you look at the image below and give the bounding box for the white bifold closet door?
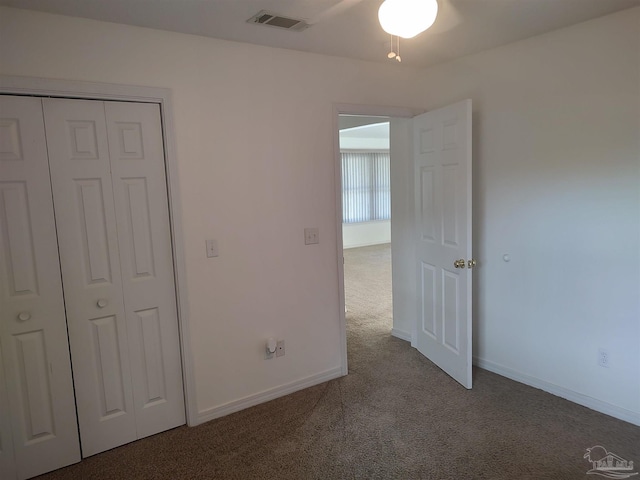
[0,96,81,479]
[42,98,185,458]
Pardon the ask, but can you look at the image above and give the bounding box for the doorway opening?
[334,105,414,375]
[339,114,393,353]
[335,101,474,390]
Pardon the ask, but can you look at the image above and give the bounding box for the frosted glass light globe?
[378,0,439,39]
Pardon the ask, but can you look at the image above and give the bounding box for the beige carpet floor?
[37,243,639,479]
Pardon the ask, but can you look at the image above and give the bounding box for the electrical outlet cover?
[598,348,609,368]
[304,228,319,245]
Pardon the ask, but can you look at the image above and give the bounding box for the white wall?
[403,7,639,423]
[342,221,390,249]
[339,137,389,149]
[0,7,425,422]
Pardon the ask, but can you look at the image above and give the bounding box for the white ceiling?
[2,0,638,68]
[340,121,390,149]
[339,115,389,130]
[340,121,389,139]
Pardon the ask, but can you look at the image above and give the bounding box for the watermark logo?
[584,445,637,479]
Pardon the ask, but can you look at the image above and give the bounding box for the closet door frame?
[0,75,197,427]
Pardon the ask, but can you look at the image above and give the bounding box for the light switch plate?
[206,239,218,258]
[304,228,319,245]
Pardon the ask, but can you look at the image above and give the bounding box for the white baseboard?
[474,356,640,427]
[194,357,639,428]
[195,367,344,425]
[391,328,412,342]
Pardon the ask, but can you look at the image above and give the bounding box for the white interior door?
[413,99,473,389]
[0,96,81,478]
[43,97,185,457]
[0,343,15,480]
[43,98,138,457]
[105,101,185,438]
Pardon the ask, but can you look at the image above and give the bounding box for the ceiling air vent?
[248,10,309,32]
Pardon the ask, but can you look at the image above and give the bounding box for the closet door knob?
[18,312,31,321]
[97,299,108,308]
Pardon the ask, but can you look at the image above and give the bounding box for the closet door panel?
[0,343,16,480]
[105,102,185,438]
[0,96,80,479]
[42,98,136,457]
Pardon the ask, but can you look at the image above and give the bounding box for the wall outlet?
[276,340,285,357]
[597,348,609,368]
[304,228,319,245]
[206,239,218,258]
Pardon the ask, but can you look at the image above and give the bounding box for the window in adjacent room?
[341,151,390,224]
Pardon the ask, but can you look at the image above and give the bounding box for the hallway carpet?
[38,244,639,479]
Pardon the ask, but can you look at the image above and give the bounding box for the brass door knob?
[468,259,477,269]
[454,259,466,268]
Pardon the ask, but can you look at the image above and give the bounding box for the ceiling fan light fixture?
[378,0,439,39]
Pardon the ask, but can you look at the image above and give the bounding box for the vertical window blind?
[341,151,390,224]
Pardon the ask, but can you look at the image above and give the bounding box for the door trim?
[332,103,418,375]
[0,75,197,426]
